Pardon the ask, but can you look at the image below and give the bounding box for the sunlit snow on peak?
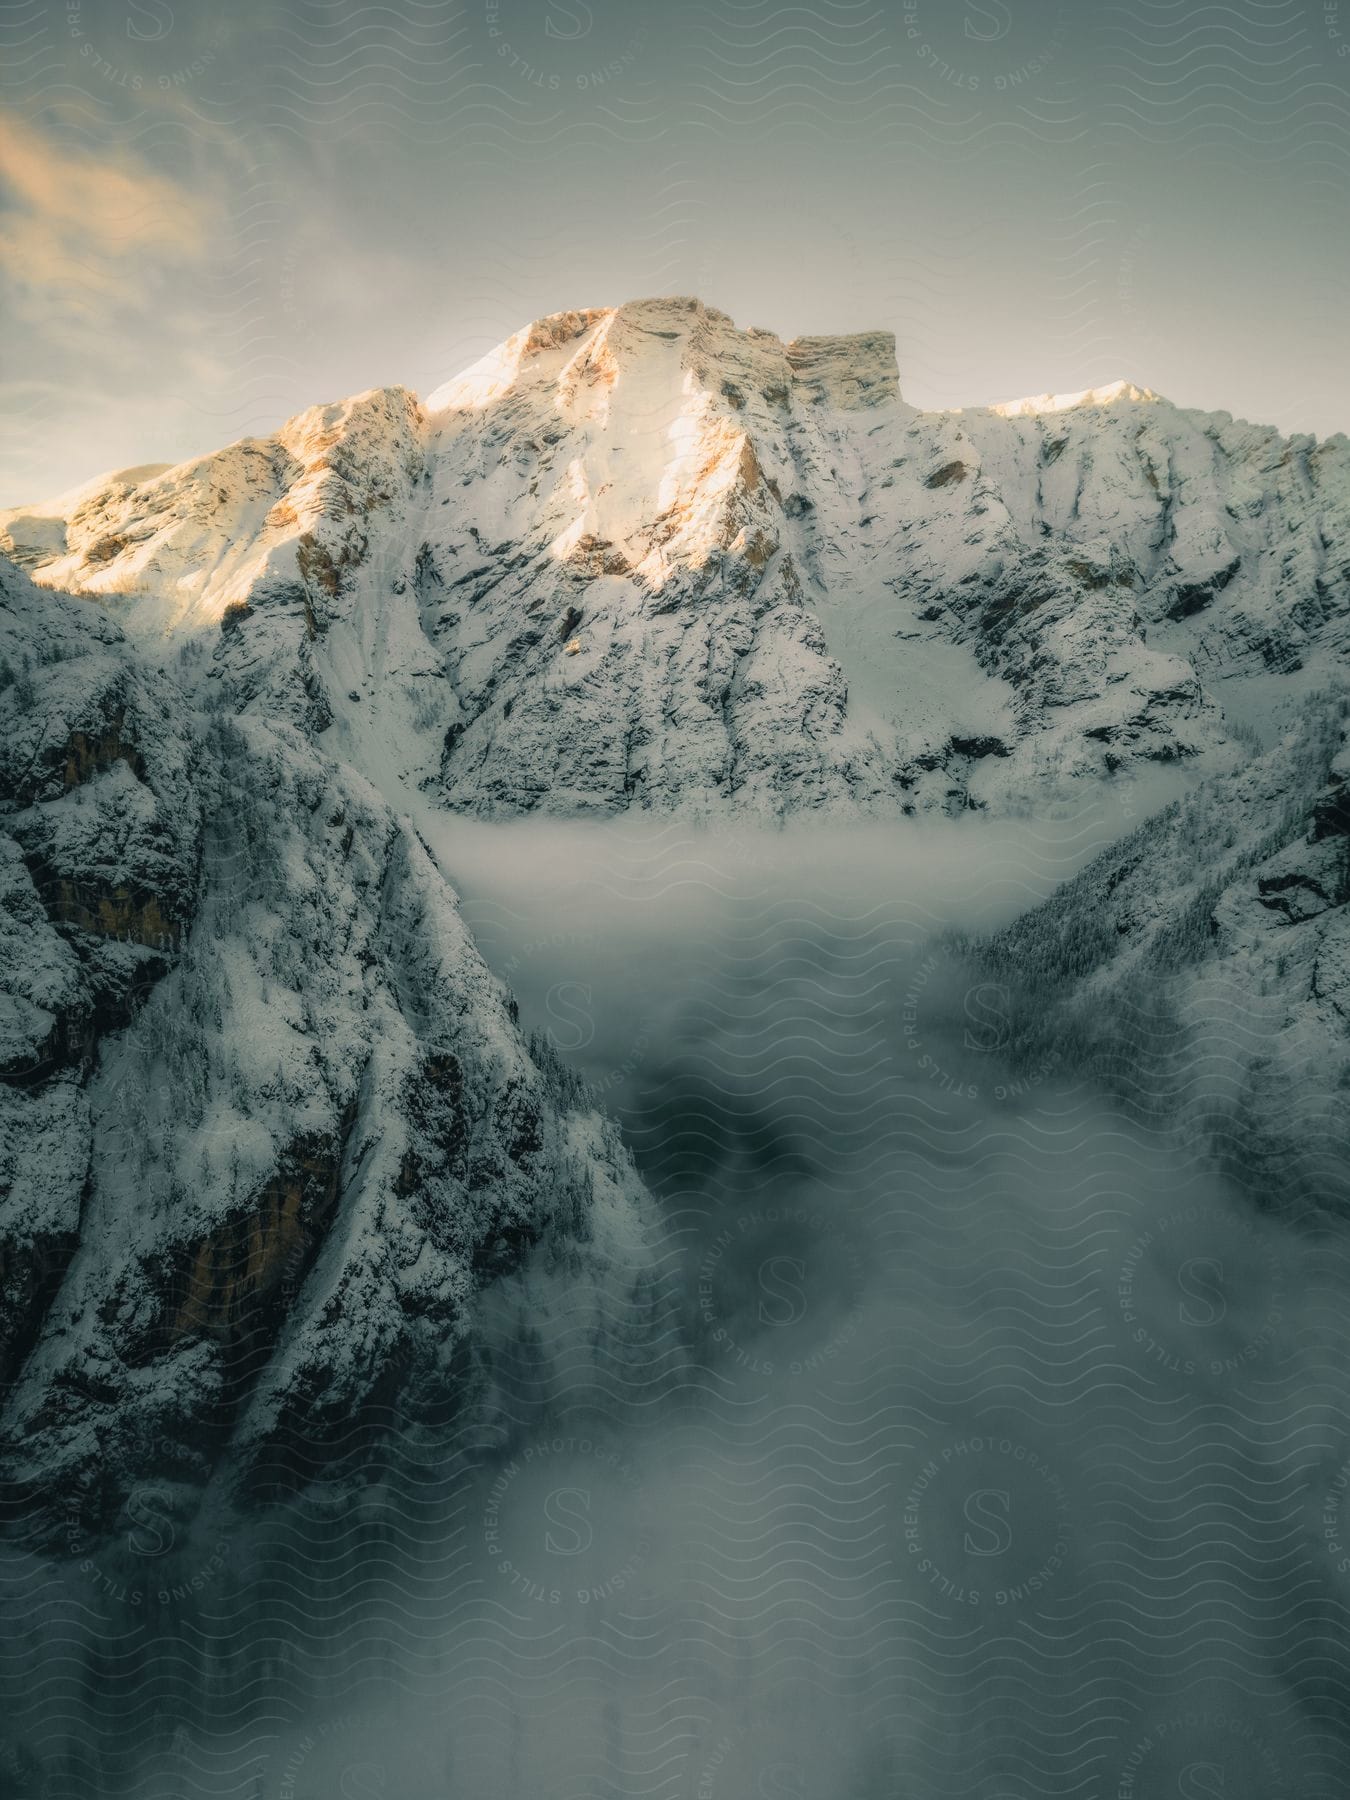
[989,380,1161,419]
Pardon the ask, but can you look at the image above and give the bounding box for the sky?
[1,0,1348,501]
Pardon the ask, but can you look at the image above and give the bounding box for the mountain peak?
[426,297,901,416]
[989,379,1161,419]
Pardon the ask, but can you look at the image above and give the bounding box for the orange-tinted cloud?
[0,108,208,317]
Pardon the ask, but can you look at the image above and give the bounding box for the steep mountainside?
[0,556,654,1529]
[3,297,1348,1522]
[5,297,1348,818]
[975,690,1350,1213]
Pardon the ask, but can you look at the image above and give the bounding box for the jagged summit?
[426,296,902,416]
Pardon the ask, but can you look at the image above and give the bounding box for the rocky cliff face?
[5,297,1347,819]
[0,556,654,1531]
[0,567,201,1407]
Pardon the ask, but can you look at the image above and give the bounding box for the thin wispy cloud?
[0,109,207,324]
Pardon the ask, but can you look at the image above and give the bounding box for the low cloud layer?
[7,808,1343,1797]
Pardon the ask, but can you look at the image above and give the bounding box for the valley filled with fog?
[6,790,1347,1799]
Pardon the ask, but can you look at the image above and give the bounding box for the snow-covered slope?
[6,297,1347,818]
[0,556,654,1528]
[976,688,1350,1213]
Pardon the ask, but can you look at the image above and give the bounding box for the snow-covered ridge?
[425,299,900,416]
[988,379,1160,418]
[3,295,1348,820]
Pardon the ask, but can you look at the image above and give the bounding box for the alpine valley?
[2,293,1348,1537]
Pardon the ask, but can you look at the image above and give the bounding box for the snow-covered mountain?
[0,555,654,1528]
[3,296,1348,1526]
[5,296,1347,818]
